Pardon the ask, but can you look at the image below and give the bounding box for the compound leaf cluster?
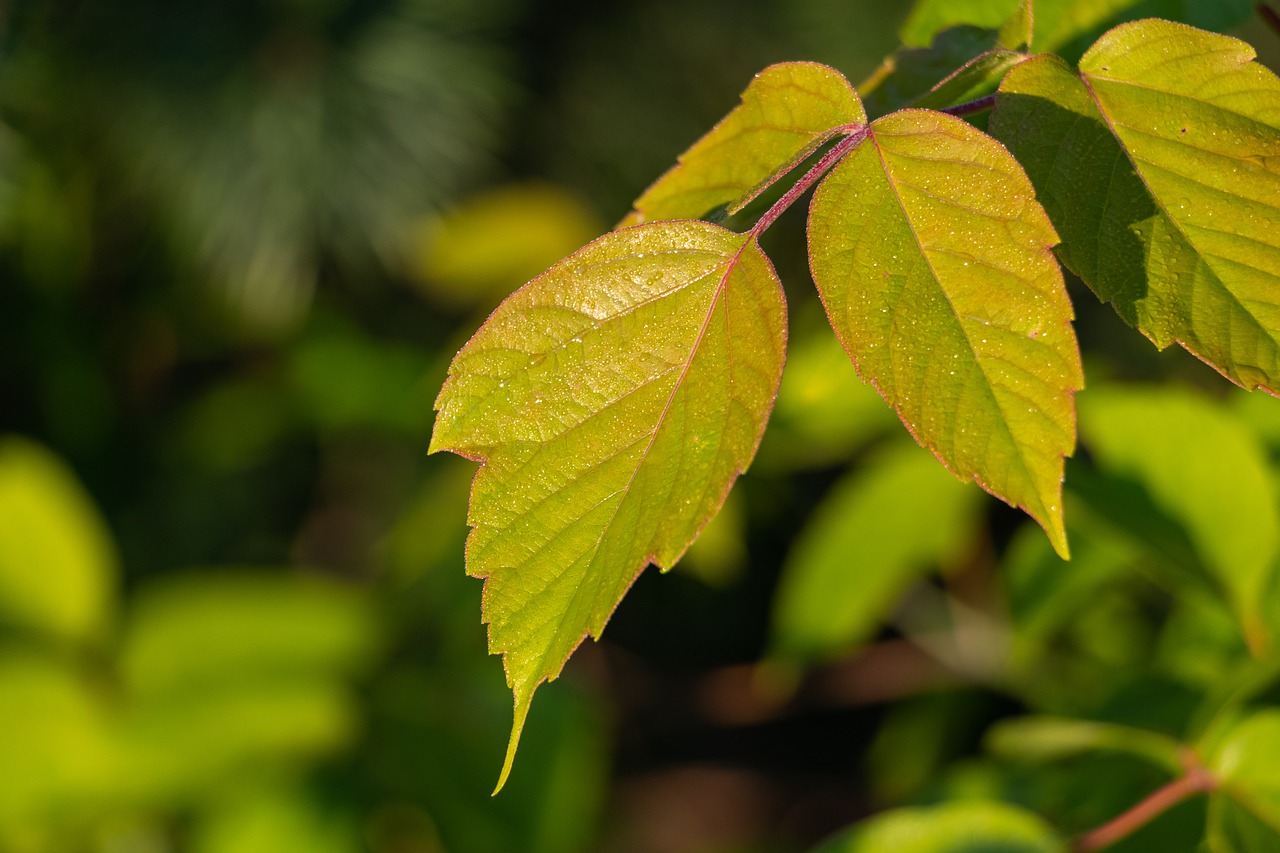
[431,7,1280,788]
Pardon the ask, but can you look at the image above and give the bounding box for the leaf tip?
[1045,512,1070,561]
[492,691,533,796]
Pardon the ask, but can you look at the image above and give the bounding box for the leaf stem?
[1261,4,1280,39]
[1072,767,1216,851]
[940,94,998,118]
[748,127,867,238]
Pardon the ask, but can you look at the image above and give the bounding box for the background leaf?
[0,437,117,643]
[986,715,1185,773]
[770,440,984,661]
[901,0,1255,58]
[408,182,603,311]
[1211,710,1280,834]
[809,800,1063,853]
[1077,387,1279,652]
[622,62,865,225]
[808,108,1082,556]
[990,21,1280,392]
[860,27,1004,119]
[431,220,786,788]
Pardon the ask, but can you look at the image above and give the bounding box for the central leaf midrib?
[529,240,748,679]
[869,127,1042,509]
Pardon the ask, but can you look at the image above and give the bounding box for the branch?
[748,127,867,237]
[940,94,997,118]
[1072,767,1216,851]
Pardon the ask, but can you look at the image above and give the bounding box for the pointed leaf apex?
[1044,510,1069,561]
[998,0,1034,52]
[492,691,533,795]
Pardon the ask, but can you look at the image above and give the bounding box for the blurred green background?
[3,1,1280,851]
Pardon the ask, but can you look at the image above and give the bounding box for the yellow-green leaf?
[0,438,118,643]
[811,800,1062,853]
[990,20,1280,392]
[621,62,864,226]
[431,221,786,790]
[770,440,983,661]
[1211,710,1280,834]
[808,109,1082,556]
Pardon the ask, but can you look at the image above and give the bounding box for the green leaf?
[910,47,1026,112]
[986,715,1185,774]
[861,27,1003,119]
[1211,710,1280,833]
[770,440,983,661]
[809,800,1063,853]
[861,0,1026,119]
[431,220,786,790]
[114,570,379,806]
[622,62,864,225]
[998,0,1033,51]
[808,109,1082,557]
[0,437,118,643]
[120,571,378,698]
[1002,499,1135,669]
[901,0,1024,47]
[990,21,1280,392]
[902,0,1255,57]
[0,651,112,823]
[1209,794,1280,853]
[757,323,898,470]
[1077,387,1279,652]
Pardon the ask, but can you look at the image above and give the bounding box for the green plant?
[432,0,1280,847]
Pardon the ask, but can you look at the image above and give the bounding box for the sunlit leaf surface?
[431,220,786,789]
[622,62,864,225]
[991,20,1280,392]
[809,109,1082,556]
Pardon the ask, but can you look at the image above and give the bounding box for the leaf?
[409,182,602,309]
[1211,710,1280,833]
[770,440,983,661]
[861,0,1027,118]
[809,800,1062,853]
[120,571,377,698]
[900,0,1025,47]
[1209,795,1280,853]
[808,109,1082,557]
[1077,387,1279,652]
[621,62,864,225]
[431,220,786,790]
[114,570,378,806]
[986,715,1185,774]
[0,651,112,821]
[756,323,898,471]
[1002,504,1135,668]
[901,0,1255,58]
[909,46,1026,113]
[0,437,118,643]
[998,0,1034,51]
[860,27,1003,119]
[990,21,1280,392]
